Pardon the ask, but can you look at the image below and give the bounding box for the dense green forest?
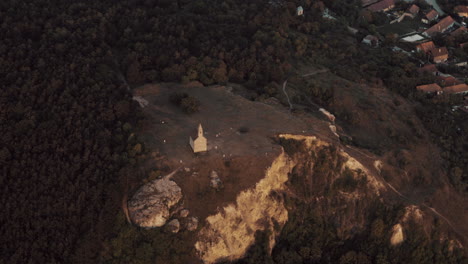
[1,0,467,263]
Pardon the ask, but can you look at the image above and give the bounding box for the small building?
[416,83,443,94]
[450,27,467,37]
[431,47,449,63]
[367,0,395,12]
[416,41,435,53]
[361,0,379,7]
[424,16,456,37]
[296,6,304,16]
[407,4,420,16]
[454,6,468,18]
[189,124,207,153]
[362,35,379,47]
[444,84,468,94]
[422,9,439,24]
[417,64,438,75]
[436,75,462,87]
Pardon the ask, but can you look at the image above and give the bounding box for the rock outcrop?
[195,149,295,263]
[179,209,190,218]
[166,219,180,233]
[185,217,199,231]
[209,170,223,190]
[128,177,182,228]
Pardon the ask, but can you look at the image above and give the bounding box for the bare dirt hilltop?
[133,82,337,221]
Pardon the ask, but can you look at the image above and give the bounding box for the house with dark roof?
[423,16,456,37]
[407,5,419,16]
[444,84,468,94]
[417,64,438,75]
[367,0,395,12]
[450,27,468,37]
[454,6,468,18]
[361,0,379,7]
[422,9,439,24]
[436,75,462,87]
[416,83,443,94]
[430,47,449,63]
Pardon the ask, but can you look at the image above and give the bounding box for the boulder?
[210,170,223,190]
[180,209,190,218]
[128,177,182,228]
[185,217,199,231]
[166,219,180,233]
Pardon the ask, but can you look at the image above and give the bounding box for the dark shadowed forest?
[1,0,467,263]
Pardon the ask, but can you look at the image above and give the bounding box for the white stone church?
[189,124,207,153]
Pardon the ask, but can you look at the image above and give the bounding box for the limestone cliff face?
[194,135,393,263]
[195,149,295,264]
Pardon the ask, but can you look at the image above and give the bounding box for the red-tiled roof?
[361,0,379,7]
[444,84,468,94]
[408,5,419,15]
[425,10,439,20]
[416,83,442,93]
[431,47,448,58]
[417,64,438,74]
[424,16,455,36]
[416,41,435,53]
[454,6,468,14]
[367,0,395,12]
[450,27,468,37]
[437,76,462,87]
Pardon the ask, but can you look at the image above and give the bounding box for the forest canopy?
[1,0,467,263]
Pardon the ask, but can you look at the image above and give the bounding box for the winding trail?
[281,69,329,112]
[282,80,293,111]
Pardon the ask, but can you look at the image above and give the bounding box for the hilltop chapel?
[189,124,207,153]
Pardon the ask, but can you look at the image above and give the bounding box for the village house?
[450,27,467,37]
[367,0,395,12]
[454,6,468,18]
[424,16,456,37]
[416,41,435,53]
[362,35,379,47]
[189,124,207,153]
[416,83,443,94]
[431,47,449,63]
[422,9,439,24]
[407,4,419,17]
[361,0,379,7]
[417,64,438,75]
[444,84,468,94]
[296,6,303,16]
[436,75,462,87]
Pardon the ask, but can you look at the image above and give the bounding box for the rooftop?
[424,16,455,36]
[408,5,419,15]
[367,0,395,12]
[431,47,448,58]
[416,83,442,93]
[444,84,468,94]
[417,64,438,74]
[454,6,468,14]
[416,41,435,53]
[425,10,439,20]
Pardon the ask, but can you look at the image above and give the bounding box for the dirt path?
[282,80,293,111]
[281,69,329,112]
